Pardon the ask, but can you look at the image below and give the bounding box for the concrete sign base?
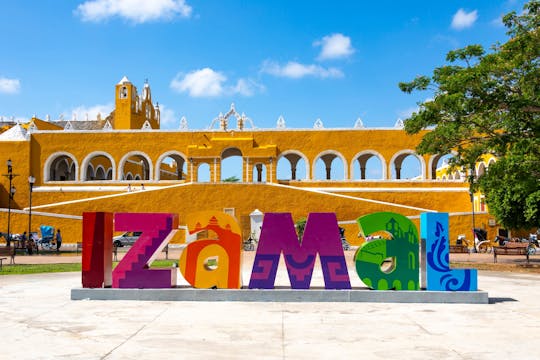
[71,287,489,304]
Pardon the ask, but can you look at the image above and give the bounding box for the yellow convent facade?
[0,77,500,246]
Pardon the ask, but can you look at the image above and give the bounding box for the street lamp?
[28,175,35,254]
[468,166,477,249]
[3,159,19,248]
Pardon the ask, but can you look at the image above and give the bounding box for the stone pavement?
[1,250,540,359]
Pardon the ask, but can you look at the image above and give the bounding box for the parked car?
[113,231,142,247]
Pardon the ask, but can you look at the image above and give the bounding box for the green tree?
[295,218,307,241]
[399,1,540,229]
[477,154,539,229]
[222,175,240,182]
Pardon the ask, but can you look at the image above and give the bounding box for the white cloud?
[314,33,355,60]
[0,77,21,94]
[66,103,114,120]
[451,9,478,30]
[260,60,343,79]
[170,68,226,97]
[170,68,262,97]
[157,104,177,128]
[76,0,192,23]
[232,78,265,96]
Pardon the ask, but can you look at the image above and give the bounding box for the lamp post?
[3,159,18,248]
[468,166,476,248]
[28,175,35,254]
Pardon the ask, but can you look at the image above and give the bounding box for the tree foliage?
[399,1,540,229]
[222,175,240,182]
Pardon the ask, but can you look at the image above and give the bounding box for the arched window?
[221,147,243,182]
[45,153,78,181]
[156,152,187,181]
[119,152,152,181]
[352,151,385,180]
[313,151,346,180]
[81,152,115,181]
[197,163,210,182]
[277,151,308,181]
[390,150,424,180]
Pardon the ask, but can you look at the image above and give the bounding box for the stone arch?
[197,162,211,182]
[389,150,426,180]
[81,151,116,181]
[428,153,456,180]
[118,151,153,181]
[476,162,487,178]
[487,158,496,167]
[44,152,78,182]
[156,151,187,181]
[106,168,113,180]
[313,150,347,180]
[221,147,243,182]
[252,163,267,183]
[86,163,95,181]
[95,165,106,180]
[277,150,309,181]
[126,172,133,181]
[350,150,386,180]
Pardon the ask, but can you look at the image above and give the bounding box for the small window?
[120,86,128,99]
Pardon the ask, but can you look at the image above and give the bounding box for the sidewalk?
[1,258,539,359]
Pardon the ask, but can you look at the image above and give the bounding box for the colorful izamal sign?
[81,211,477,292]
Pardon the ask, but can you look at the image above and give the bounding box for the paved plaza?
[1,252,539,359]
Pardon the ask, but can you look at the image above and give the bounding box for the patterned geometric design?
[249,213,351,289]
[354,212,419,290]
[421,212,477,291]
[112,213,178,289]
[179,211,242,289]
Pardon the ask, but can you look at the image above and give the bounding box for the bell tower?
[115,76,139,130]
[114,76,159,130]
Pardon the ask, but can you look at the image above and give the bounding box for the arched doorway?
[221,147,243,182]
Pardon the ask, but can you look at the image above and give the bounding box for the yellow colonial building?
[0,77,499,246]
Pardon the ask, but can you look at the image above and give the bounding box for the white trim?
[350,150,386,180]
[25,182,195,211]
[308,187,468,193]
[80,151,116,181]
[0,208,82,220]
[267,182,436,213]
[277,150,310,180]
[118,151,153,181]
[155,151,187,181]
[312,150,347,180]
[43,152,79,182]
[389,149,426,180]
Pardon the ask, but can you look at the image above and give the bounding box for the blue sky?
[0,1,526,132]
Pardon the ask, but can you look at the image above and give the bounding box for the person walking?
[55,229,62,253]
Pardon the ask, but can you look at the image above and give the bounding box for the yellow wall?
[0,80,503,246]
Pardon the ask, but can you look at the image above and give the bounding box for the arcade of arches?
[0,79,498,247]
[39,130,459,184]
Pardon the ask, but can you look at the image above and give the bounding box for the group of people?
[15,229,62,254]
